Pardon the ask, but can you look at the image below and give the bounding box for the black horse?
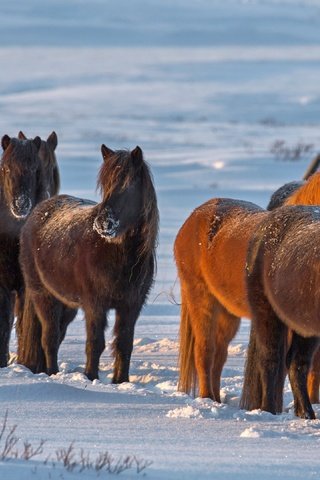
[0,134,49,366]
[18,145,159,383]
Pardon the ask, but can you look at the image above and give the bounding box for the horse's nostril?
[106,218,116,232]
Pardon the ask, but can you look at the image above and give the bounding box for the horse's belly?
[266,261,320,337]
[203,224,257,319]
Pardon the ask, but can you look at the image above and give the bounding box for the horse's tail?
[17,289,46,373]
[240,322,262,410]
[178,301,197,396]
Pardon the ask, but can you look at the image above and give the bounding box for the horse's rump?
[175,198,266,319]
[247,205,320,337]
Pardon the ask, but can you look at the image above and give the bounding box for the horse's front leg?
[0,286,15,367]
[287,333,319,419]
[84,309,107,381]
[112,305,141,384]
[32,293,62,376]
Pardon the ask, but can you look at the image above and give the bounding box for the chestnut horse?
[17,146,158,382]
[0,134,49,367]
[241,205,320,419]
[175,172,320,402]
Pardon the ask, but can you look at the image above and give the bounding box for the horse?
[266,174,320,404]
[14,131,60,335]
[0,134,49,367]
[241,205,320,419]
[18,131,60,196]
[17,145,159,383]
[174,171,320,403]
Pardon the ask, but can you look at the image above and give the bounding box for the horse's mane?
[39,140,60,195]
[285,172,320,206]
[97,150,159,263]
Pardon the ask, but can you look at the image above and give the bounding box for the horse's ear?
[18,131,27,140]
[33,136,42,151]
[1,135,11,151]
[47,131,58,151]
[131,146,143,165]
[101,144,114,161]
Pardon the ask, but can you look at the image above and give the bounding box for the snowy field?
[1,0,320,478]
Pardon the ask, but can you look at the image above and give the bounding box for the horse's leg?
[84,308,107,381]
[307,347,320,404]
[286,333,319,419]
[256,311,287,414]
[59,306,78,345]
[184,283,218,400]
[32,293,62,376]
[112,305,141,384]
[0,287,14,367]
[14,287,25,340]
[211,304,240,402]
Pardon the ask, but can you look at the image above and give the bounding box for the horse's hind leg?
[185,284,218,400]
[307,347,320,404]
[0,287,14,367]
[245,274,287,414]
[32,293,62,376]
[212,304,240,402]
[112,305,141,384]
[59,306,78,345]
[286,333,319,419]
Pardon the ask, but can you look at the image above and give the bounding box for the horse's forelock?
[97,150,135,199]
[2,138,37,164]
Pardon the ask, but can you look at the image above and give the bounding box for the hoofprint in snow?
[1,0,320,478]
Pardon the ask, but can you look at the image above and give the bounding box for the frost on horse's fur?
[175,172,320,409]
[18,145,159,386]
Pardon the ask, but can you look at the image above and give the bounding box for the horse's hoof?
[85,371,98,382]
[112,376,129,384]
[0,354,8,368]
[296,408,316,420]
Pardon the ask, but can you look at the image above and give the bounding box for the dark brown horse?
[267,174,320,404]
[18,131,60,196]
[241,205,320,419]
[175,172,320,402]
[0,134,49,367]
[14,131,60,336]
[18,146,158,383]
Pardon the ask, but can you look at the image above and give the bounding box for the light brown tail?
[17,289,46,373]
[178,301,197,396]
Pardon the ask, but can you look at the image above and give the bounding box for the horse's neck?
[285,173,320,206]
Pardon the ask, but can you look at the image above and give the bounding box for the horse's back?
[174,198,266,318]
[267,181,302,210]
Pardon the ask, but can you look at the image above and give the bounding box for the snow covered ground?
[1,0,320,478]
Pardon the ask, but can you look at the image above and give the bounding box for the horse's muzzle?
[93,210,120,240]
[10,195,32,219]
